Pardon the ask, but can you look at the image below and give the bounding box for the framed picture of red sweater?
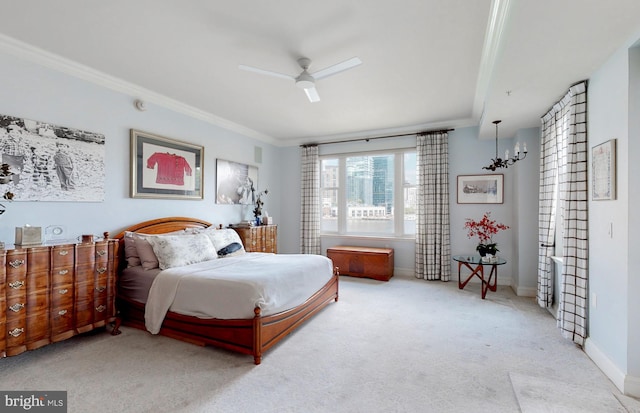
[130,129,203,199]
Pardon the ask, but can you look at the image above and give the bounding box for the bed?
[109,217,339,364]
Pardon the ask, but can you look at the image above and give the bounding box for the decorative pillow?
[133,234,161,270]
[146,233,217,270]
[217,242,243,257]
[123,233,142,267]
[204,228,246,257]
[124,229,190,270]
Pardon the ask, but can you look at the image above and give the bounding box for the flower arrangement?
[463,212,509,255]
[252,189,268,220]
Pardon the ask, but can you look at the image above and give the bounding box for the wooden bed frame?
[109,216,339,364]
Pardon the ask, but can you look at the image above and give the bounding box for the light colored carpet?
[0,276,637,412]
[509,372,627,412]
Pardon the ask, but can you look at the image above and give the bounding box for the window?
[320,150,416,237]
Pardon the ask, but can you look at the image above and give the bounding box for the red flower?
[464,212,509,245]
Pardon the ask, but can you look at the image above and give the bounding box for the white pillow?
[204,228,246,257]
[124,230,190,270]
[190,227,246,257]
[146,233,217,270]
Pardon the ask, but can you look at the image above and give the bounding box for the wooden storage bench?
[326,246,394,281]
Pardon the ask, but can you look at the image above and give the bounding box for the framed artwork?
[216,159,258,204]
[457,174,504,204]
[0,113,105,202]
[592,139,616,201]
[130,129,203,199]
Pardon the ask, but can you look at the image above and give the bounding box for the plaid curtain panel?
[415,132,451,281]
[539,81,589,346]
[300,145,321,254]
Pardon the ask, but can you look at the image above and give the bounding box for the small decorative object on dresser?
[14,225,42,246]
[326,246,394,281]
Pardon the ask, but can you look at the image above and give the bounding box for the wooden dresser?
[1,239,118,358]
[326,246,394,281]
[232,225,277,253]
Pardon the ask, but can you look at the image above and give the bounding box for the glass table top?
[452,255,507,265]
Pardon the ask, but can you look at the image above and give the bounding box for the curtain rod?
[300,128,454,147]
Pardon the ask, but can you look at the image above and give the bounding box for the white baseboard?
[515,286,537,297]
[584,338,640,397]
[394,268,415,278]
[624,372,640,398]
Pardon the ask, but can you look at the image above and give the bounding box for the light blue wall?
[628,43,640,381]
[588,39,630,378]
[0,51,281,242]
[586,28,640,395]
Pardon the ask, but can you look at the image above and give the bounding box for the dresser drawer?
[51,266,74,286]
[51,284,74,308]
[51,245,75,267]
[51,305,74,336]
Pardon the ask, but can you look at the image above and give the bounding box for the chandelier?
[482,120,527,171]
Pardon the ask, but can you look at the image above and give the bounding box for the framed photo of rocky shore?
[0,114,105,202]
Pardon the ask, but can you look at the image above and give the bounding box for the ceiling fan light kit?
[239,56,362,103]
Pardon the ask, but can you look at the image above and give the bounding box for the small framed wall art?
[591,139,616,201]
[457,174,504,204]
[130,129,203,199]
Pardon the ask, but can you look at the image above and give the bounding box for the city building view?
[321,152,416,235]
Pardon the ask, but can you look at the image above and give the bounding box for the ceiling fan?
[239,56,362,103]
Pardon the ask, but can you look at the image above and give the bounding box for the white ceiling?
[1,0,639,146]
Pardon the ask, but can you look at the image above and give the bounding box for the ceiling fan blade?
[238,64,295,81]
[303,86,320,103]
[311,57,362,80]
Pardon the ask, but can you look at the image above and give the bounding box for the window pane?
[345,155,394,234]
[321,159,338,232]
[404,152,417,235]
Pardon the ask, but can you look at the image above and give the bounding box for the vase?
[477,244,498,257]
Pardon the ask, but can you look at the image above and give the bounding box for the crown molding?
[0,33,276,145]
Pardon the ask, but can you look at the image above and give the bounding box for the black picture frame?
[130,129,203,199]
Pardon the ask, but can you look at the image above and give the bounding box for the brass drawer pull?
[9,259,25,268]
[96,267,107,274]
[9,328,24,337]
[58,250,69,256]
[8,280,24,289]
[9,303,25,312]
[96,250,107,257]
[95,305,107,313]
[59,289,68,295]
[96,286,106,293]
[58,269,69,275]
[58,309,67,316]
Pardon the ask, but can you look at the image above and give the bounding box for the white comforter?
[145,253,334,334]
